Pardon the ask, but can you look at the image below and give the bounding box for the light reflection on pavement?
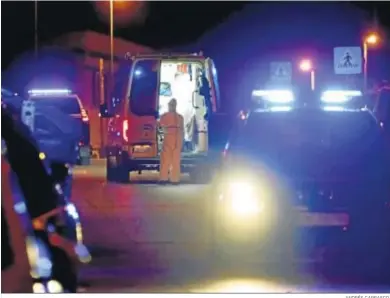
[72,161,390,293]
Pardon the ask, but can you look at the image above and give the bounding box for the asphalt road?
[71,160,390,293]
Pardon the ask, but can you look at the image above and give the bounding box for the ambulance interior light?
[321,90,362,104]
[28,89,72,96]
[252,89,294,103]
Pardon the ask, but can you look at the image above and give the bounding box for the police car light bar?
[252,89,294,103]
[28,89,72,95]
[321,90,362,103]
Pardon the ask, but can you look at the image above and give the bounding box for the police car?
[210,89,390,281]
[2,88,80,166]
[28,89,91,165]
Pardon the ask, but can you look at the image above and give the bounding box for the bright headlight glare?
[229,182,254,198]
[228,182,263,215]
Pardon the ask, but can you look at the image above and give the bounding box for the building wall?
[50,31,155,150]
[4,31,155,151]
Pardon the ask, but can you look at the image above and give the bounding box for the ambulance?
[100,52,229,183]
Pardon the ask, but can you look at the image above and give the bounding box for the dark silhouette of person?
[343,52,353,67]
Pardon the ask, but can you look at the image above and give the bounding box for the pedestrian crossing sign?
[334,46,362,75]
[270,62,292,83]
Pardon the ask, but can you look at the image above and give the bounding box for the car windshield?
[230,110,387,180]
[33,96,81,115]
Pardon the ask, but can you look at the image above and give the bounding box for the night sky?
[1,1,389,71]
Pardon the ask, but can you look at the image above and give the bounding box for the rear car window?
[33,96,81,115]
[34,115,63,137]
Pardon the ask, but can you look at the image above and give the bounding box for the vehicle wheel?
[106,155,129,183]
[51,247,78,293]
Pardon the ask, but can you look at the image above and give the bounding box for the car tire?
[51,247,78,293]
[106,155,129,184]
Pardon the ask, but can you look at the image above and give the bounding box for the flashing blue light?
[321,90,362,104]
[28,89,72,96]
[252,89,294,103]
[134,69,142,77]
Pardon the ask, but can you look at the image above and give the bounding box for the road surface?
[71,160,389,293]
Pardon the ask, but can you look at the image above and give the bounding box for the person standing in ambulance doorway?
[158,98,184,185]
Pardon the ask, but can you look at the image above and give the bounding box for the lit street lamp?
[363,32,380,93]
[299,59,315,91]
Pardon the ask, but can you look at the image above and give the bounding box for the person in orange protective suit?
[158,98,184,185]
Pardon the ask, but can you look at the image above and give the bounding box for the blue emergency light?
[28,89,72,96]
[320,90,362,104]
[134,69,142,77]
[252,89,294,103]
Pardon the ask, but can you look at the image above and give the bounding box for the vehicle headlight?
[228,182,264,216]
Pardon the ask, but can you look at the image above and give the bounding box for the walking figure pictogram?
[343,52,353,67]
